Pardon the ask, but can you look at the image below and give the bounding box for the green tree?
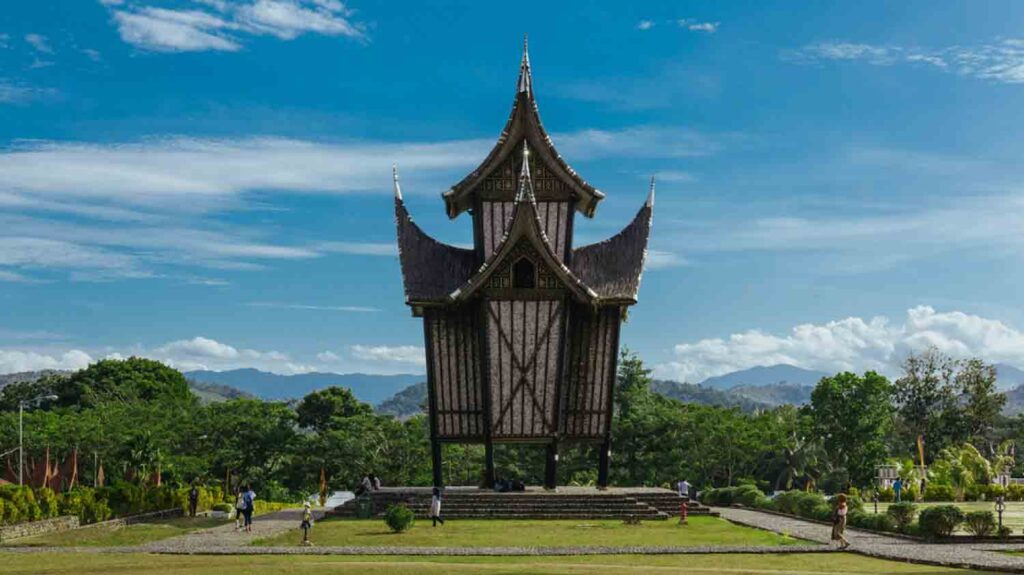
[957,358,1005,442]
[296,386,373,432]
[893,350,965,460]
[810,371,893,487]
[53,358,194,409]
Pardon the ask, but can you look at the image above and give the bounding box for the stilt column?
[544,442,559,490]
[597,438,611,489]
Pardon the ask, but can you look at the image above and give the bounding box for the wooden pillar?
[544,442,559,490]
[431,439,443,488]
[597,438,611,489]
[484,440,495,488]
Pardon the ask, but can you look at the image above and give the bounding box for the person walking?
[676,479,691,499]
[234,487,247,531]
[300,501,314,546]
[893,478,903,503]
[831,494,850,549]
[188,482,200,518]
[242,484,256,533]
[430,486,445,527]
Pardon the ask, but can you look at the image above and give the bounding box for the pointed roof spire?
[517,33,532,94]
[392,164,403,200]
[646,175,656,207]
[515,140,535,203]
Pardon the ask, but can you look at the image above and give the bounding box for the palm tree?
[775,435,827,492]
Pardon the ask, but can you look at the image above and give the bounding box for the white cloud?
[0,81,56,104]
[653,306,1024,383]
[645,250,688,270]
[786,39,1024,84]
[350,344,425,365]
[0,34,10,49]
[152,336,311,373]
[316,350,341,362]
[555,126,724,160]
[677,19,719,33]
[24,34,53,54]
[316,241,397,256]
[0,270,40,283]
[637,20,654,31]
[0,349,92,373]
[107,0,365,53]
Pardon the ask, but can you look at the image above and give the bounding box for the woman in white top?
[831,493,849,549]
[430,487,444,527]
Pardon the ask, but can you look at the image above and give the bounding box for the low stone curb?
[0,544,831,556]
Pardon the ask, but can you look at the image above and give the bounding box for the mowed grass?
[4,516,228,547]
[253,516,806,548]
[0,551,999,575]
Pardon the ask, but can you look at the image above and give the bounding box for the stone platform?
[330,486,718,521]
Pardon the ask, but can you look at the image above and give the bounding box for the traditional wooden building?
[395,40,654,489]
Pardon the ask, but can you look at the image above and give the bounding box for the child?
[300,501,314,546]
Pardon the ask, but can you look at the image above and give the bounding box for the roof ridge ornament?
[646,175,655,207]
[393,164,403,200]
[515,140,535,203]
[517,33,532,95]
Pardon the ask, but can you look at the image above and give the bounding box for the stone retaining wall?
[79,508,183,530]
[0,516,79,542]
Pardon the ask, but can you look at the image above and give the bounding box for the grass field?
[3,517,228,547]
[0,552,999,575]
[867,501,1023,532]
[254,516,808,548]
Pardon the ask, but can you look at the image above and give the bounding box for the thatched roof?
[570,189,653,303]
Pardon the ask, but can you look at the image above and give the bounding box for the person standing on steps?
[676,479,691,499]
[831,493,850,550]
[430,486,445,527]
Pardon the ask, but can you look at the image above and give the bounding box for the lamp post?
[18,394,58,486]
[997,495,1006,532]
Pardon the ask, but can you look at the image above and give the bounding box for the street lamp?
[18,394,58,486]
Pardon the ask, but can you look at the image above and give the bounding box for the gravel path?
[716,506,1024,573]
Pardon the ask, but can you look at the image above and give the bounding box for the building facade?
[395,41,653,489]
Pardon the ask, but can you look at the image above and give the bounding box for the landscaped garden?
[253,516,803,548]
[4,516,227,547]
[0,551,1001,575]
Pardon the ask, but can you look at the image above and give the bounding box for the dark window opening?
[512,257,536,288]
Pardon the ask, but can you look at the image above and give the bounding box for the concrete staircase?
[330,487,717,521]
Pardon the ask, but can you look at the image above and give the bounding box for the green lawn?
[254,516,806,548]
[0,551,999,574]
[867,501,1023,533]
[3,517,228,547]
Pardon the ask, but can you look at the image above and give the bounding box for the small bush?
[918,505,965,538]
[903,484,920,502]
[809,503,833,522]
[212,502,233,513]
[998,525,1013,538]
[849,511,894,532]
[922,484,956,502]
[772,490,826,517]
[963,511,996,537]
[886,502,918,532]
[700,485,767,507]
[1007,484,1024,502]
[384,504,415,533]
[877,487,895,502]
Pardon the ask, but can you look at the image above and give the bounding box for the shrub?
[903,484,920,502]
[886,502,918,532]
[877,487,895,502]
[809,503,833,522]
[35,488,59,519]
[918,505,965,538]
[998,525,1013,538]
[212,502,233,513]
[772,490,826,517]
[965,484,986,502]
[700,485,767,507]
[384,504,415,533]
[849,511,895,532]
[988,484,1007,500]
[923,484,956,502]
[963,511,996,537]
[1008,484,1024,502]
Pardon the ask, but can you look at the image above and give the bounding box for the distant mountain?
[996,364,1024,392]
[699,364,829,390]
[376,381,427,418]
[0,370,68,389]
[187,380,255,404]
[650,380,772,412]
[184,369,424,404]
[729,383,814,407]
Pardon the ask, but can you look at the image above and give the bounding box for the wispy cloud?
[105,0,367,53]
[247,301,381,312]
[653,306,1024,383]
[316,241,397,256]
[0,81,56,104]
[676,19,719,33]
[645,250,688,270]
[785,39,1024,84]
[24,34,54,54]
[637,20,654,31]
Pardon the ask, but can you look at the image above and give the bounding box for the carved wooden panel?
[425,307,485,439]
[562,305,620,439]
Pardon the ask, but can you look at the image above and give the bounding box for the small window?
[512,257,536,288]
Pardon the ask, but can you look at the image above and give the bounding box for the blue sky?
[2,0,1024,381]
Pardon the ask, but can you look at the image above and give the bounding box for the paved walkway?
[717,506,1024,573]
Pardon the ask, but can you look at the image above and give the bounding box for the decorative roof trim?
[442,41,605,219]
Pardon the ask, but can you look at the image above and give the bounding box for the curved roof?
[442,40,605,219]
[395,191,477,304]
[570,182,654,303]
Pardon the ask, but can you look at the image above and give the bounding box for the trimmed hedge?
[384,504,415,533]
[922,484,957,502]
[886,501,917,532]
[963,511,996,536]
